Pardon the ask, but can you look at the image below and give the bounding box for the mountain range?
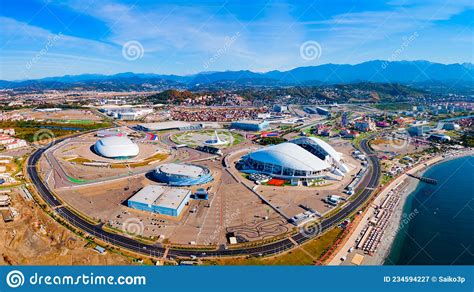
[1,60,472,92]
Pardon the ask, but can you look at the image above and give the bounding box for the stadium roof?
[94,136,139,158]
[248,142,330,172]
[157,163,204,178]
[307,137,341,161]
[291,137,342,162]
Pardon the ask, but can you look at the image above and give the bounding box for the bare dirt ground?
[0,189,134,265]
[54,153,282,245]
[371,137,429,156]
[28,109,104,121]
[173,160,281,244]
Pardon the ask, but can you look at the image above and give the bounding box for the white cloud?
[1,0,472,79]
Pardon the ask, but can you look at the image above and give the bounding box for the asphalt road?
[27,137,380,260]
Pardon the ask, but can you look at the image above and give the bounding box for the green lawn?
[67,176,89,184]
[0,120,112,142]
[203,227,343,265]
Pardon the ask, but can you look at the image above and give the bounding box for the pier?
[407,173,438,185]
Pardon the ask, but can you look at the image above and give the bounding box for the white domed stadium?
[242,143,330,179]
[290,137,349,174]
[94,136,139,159]
[241,138,349,182]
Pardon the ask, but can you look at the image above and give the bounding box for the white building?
[94,136,139,158]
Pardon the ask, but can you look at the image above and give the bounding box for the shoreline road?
[27,136,380,260]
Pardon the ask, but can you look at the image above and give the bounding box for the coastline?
[372,149,474,265]
[370,172,421,265]
[328,149,473,266]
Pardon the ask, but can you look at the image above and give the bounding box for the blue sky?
[0,0,472,80]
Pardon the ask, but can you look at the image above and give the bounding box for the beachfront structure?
[154,163,213,186]
[230,120,269,131]
[94,136,139,159]
[127,185,191,217]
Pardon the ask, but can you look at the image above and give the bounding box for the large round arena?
[240,137,349,181]
[291,137,349,173]
[94,136,140,159]
[154,163,213,186]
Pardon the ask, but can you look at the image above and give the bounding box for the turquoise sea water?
[385,155,474,265]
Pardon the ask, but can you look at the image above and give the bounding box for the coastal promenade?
[328,154,447,265]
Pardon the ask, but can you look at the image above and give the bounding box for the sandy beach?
[372,149,474,265]
[368,174,421,265]
[329,149,474,266]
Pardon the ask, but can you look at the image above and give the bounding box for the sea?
[385,155,474,265]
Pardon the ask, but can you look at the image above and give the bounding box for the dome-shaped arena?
[290,137,349,173]
[94,136,139,159]
[243,142,330,179]
[242,139,348,181]
[154,163,213,186]
[290,137,341,162]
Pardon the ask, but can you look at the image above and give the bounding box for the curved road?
[27,137,380,259]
